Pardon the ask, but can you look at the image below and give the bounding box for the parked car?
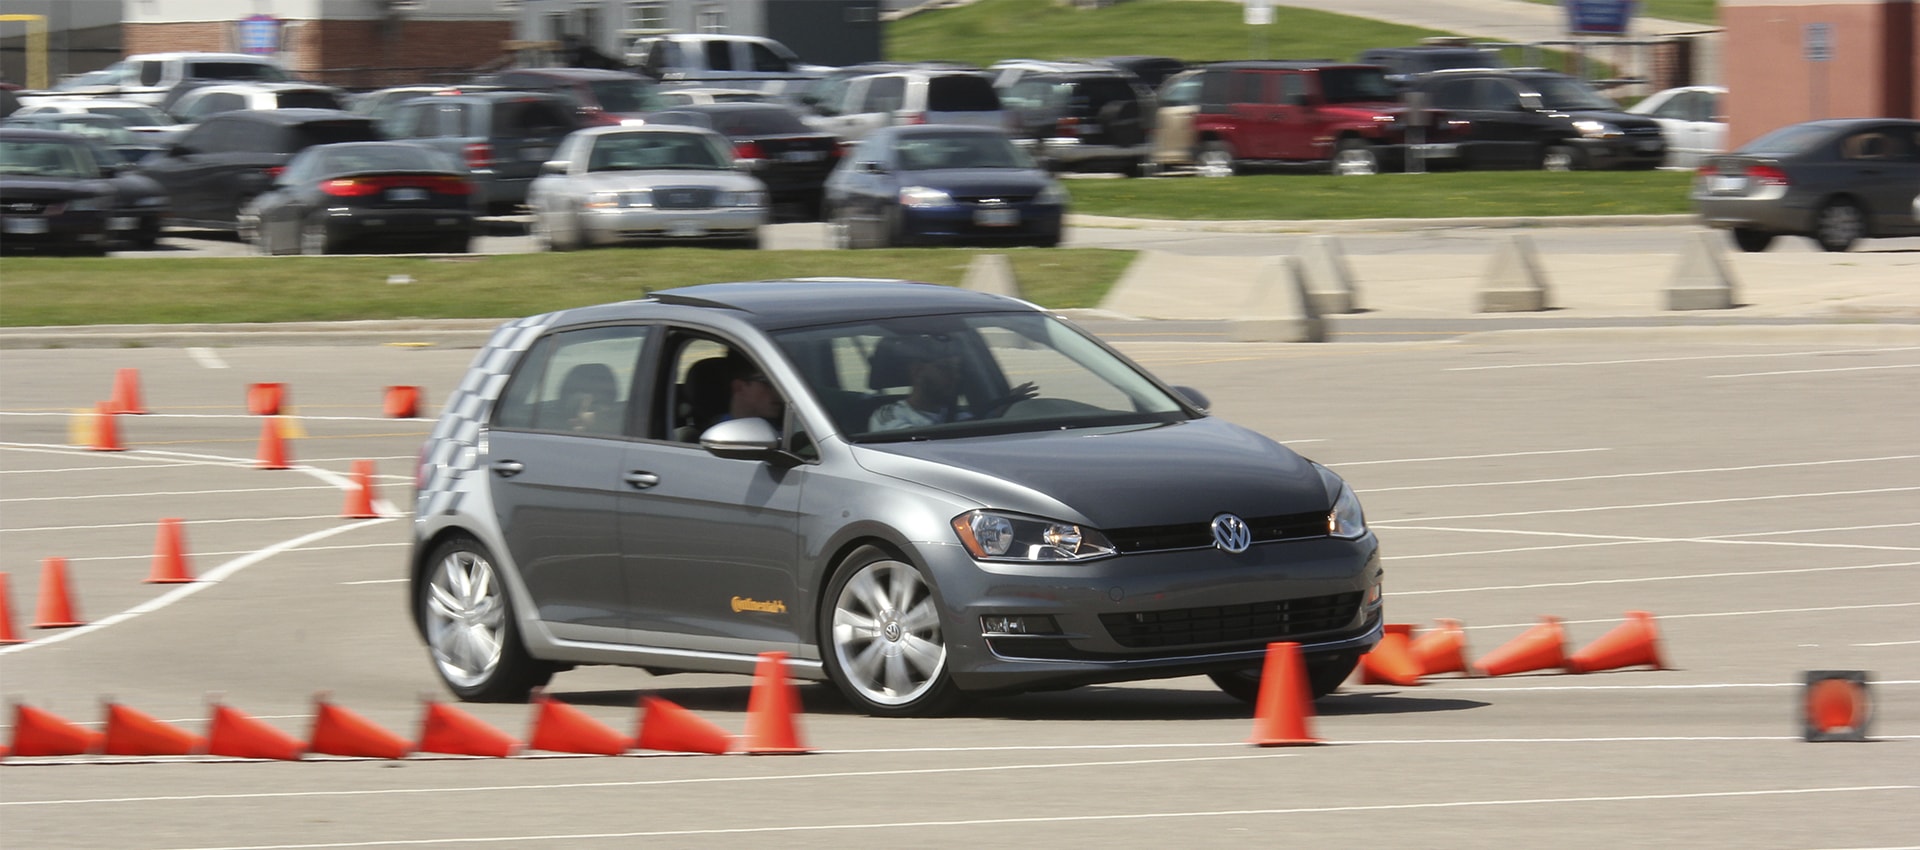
[350,85,446,125]
[1357,44,1508,86]
[653,86,776,107]
[1093,55,1187,88]
[644,103,840,221]
[409,279,1381,715]
[525,124,768,250]
[0,127,118,254]
[488,67,668,125]
[0,121,171,248]
[83,52,292,105]
[800,68,1005,145]
[9,97,182,142]
[137,108,382,229]
[1404,68,1665,170]
[166,82,347,126]
[626,33,827,88]
[1190,61,1447,176]
[239,141,476,255]
[993,61,1158,175]
[380,91,580,213]
[825,125,1066,248]
[1694,118,1920,252]
[3,112,166,165]
[1626,84,1727,169]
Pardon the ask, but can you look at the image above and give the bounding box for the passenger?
[869,336,1034,431]
[714,350,785,430]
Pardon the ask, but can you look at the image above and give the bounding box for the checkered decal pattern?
[415,312,557,519]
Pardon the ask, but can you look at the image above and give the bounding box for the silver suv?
[799,69,1006,144]
[410,280,1382,716]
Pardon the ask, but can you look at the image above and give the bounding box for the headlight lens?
[584,190,651,210]
[952,510,1116,562]
[899,185,954,208]
[1314,463,1368,540]
[1573,119,1622,139]
[725,189,767,207]
[1035,182,1069,206]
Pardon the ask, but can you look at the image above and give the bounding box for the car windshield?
[709,107,810,136]
[91,105,175,125]
[894,132,1032,170]
[186,61,289,82]
[588,79,665,113]
[0,140,99,178]
[315,143,451,175]
[586,132,727,170]
[1319,67,1398,103]
[773,311,1191,442]
[40,118,138,147]
[1531,76,1618,111]
[1739,123,1839,155]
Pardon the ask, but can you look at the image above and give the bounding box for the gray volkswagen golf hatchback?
[411,280,1382,716]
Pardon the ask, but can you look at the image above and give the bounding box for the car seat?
[674,355,734,441]
[554,362,622,435]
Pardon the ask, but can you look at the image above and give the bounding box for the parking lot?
[2,327,1915,848]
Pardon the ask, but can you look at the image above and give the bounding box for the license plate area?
[388,187,429,202]
[1710,175,1746,193]
[4,217,49,234]
[974,207,1019,227]
[668,221,703,238]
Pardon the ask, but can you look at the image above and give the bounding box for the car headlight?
[1314,463,1368,540]
[584,190,651,210]
[899,185,954,208]
[952,510,1116,562]
[725,189,767,207]
[1573,120,1623,139]
[1035,182,1069,207]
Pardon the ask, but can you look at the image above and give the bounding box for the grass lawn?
[1069,170,1695,219]
[1520,0,1718,26]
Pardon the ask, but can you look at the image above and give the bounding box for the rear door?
[1843,124,1920,234]
[1228,70,1282,159]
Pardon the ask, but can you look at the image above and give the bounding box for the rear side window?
[713,107,809,135]
[704,40,733,71]
[926,75,999,112]
[492,98,576,137]
[493,327,651,436]
[748,43,790,72]
[289,120,381,151]
[860,76,906,113]
[277,89,343,110]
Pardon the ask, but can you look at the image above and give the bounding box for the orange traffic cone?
[635,696,734,755]
[145,517,195,584]
[89,401,126,452]
[33,556,84,629]
[1803,671,1872,742]
[247,382,285,416]
[1248,641,1320,746]
[1409,618,1471,676]
[526,691,632,755]
[417,700,519,757]
[307,695,413,759]
[342,460,380,519]
[9,703,103,756]
[384,385,421,419]
[111,368,148,415]
[205,703,305,760]
[743,651,811,754]
[1568,611,1666,674]
[1472,617,1567,677]
[103,701,206,756]
[0,572,24,644]
[256,416,291,469]
[1359,623,1423,686]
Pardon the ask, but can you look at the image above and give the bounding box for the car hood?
[897,168,1054,196]
[848,417,1329,529]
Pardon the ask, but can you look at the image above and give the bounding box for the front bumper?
[1038,137,1152,166]
[1,209,110,253]
[579,206,766,245]
[322,209,475,247]
[897,203,1064,246]
[925,535,1384,693]
[1574,136,1666,169]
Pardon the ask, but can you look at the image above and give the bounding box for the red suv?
[1189,61,1449,176]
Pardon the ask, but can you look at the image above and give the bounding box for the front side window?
[893,131,1032,170]
[492,326,650,437]
[1318,67,1396,103]
[861,76,906,113]
[1531,76,1616,111]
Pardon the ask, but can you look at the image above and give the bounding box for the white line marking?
[1398,680,1920,693]
[58,541,405,564]
[1854,640,1920,647]
[129,786,1920,847]
[187,347,227,369]
[0,485,342,503]
[1380,524,1920,559]
[1467,603,1920,630]
[3,515,358,533]
[1711,363,1920,379]
[1334,447,1612,467]
[1445,346,1920,371]
[1392,560,1920,595]
[1370,487,1920,523]
[1359,455,1920,494]
[342,578,407,585]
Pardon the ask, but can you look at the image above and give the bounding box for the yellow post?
[0,14,48,89]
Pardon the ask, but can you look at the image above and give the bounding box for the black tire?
[818,544,959,717]
[1813,199,1864,252]
[1209,653,1359,703]
[1541,144,1579,172]
[300,220,331,255]
[827,206,857,249]
[1731,228,1774,253]
[417,537,553,703]
[441,234,472,254]
[1330,138,1380,176]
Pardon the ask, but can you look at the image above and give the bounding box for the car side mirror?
[1172,385,1210,412]
[857,160,886,175]
[1516,94,1543,111]
[540,160,569,175]
[700,417,785,461]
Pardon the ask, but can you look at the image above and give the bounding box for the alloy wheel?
[829,557,947,709]
[424,547,507,690]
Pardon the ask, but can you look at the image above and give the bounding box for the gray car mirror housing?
[700,416,784,460]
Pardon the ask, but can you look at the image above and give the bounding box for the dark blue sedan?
[825,125,1067,248]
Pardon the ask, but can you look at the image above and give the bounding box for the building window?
[626,1,666,33]
[696,5,726,33]
[547,12,569,41]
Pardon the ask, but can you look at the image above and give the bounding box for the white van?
[88,52,292,105]
[626,34,826,87]
[800,69,1006,144]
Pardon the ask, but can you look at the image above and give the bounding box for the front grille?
[1624,125,1663,137]
[955,193,1035,206]
[1107,510,1327,554]
[1101,591,1363,649]
[653,187,716,210]
[3,200,50,215]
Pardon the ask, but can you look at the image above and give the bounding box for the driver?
[869,336,1035,432]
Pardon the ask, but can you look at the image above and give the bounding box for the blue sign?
[1804,23,1832,62]
[1564,0,1638,36]
[237,14,281,55]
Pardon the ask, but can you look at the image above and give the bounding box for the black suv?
[994,62,1157,175]
[380,91,580,213]
[1357,45,1508,87]
[487,67,667,126]
[1404,68,1665,170]
[137,108,382,228]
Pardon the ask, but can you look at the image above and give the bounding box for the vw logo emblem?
[1211,513,1252,553]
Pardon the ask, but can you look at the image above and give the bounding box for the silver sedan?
[527,125,769,250]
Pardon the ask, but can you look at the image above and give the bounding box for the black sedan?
[1694,118,1920,252]
[644,103,841,221]
[240,142,477,255]
[0,128,118,255]
[825,125,1067,248]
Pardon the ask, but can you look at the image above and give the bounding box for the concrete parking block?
[1479,234,1551,313]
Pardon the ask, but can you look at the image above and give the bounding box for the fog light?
[1366,583,1383,606]
[980,615,1060,635]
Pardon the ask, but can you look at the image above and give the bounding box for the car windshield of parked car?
[38,118,139,147]
[277,89,343,110]
[773,311,1191,442]
[1738,123,1836,155]
[313,143,454,176]
[1531,77,1618,111]
[288,120,381,150]
[186,61,290,82]
[709,106,811,136]
[894,132,1032,170]
[90,105,174,125]
[0,140,98,178]
[586,131,728,170]
[588,78,665,113]
[1319,67,1398,103]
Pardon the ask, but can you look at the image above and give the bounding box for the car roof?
[650,101,787,114]
[553,280,1036,331]
[128,52,278,62]
[205,108,368,125]
[505,67,647,81]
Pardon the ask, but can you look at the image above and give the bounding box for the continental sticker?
[731,596,787,614]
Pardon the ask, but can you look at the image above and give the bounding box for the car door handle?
[490,460,524,478]
[624,471,660,489]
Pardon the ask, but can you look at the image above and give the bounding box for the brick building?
[1721,0,1918,146]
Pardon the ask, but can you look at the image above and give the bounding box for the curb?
[1064,214,1700,233]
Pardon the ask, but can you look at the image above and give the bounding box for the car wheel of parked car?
[438,234,471,254]
[533,207,577,252]
[131,221,161,251]
[1541,144,1579,172]
[1207,654,1359,703]
[236,204,266,254]
[1331,138,1379,176]
[418,536,554,703]
[300,221,331,256]
[1731,228,1775,253]
[820,544,958,717]
[828,207,857,249]
[1812,199,1864,252]
[1197,141,1238,178]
